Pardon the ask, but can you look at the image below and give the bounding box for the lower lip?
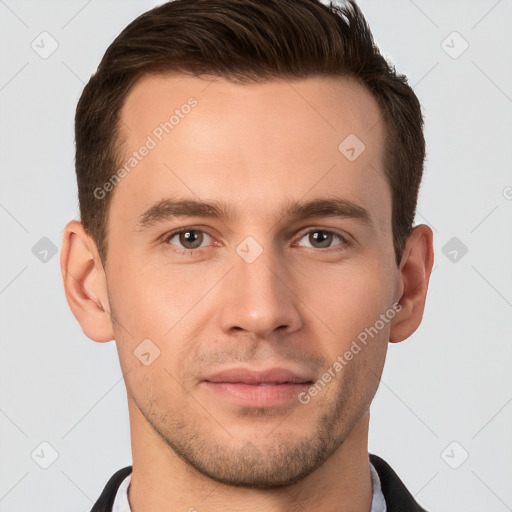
[203,382,311,408]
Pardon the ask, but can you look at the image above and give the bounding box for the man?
[60,0,434,510]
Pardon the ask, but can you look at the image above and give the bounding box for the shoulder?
[369,453,429,512]
[90,466,133,512]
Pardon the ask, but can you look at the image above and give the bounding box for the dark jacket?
[90,453,428,511]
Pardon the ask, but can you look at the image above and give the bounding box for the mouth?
[202,367,314,408]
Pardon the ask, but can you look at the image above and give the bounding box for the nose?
[218,243,303,339]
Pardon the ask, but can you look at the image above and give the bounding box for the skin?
[61,73,434,511]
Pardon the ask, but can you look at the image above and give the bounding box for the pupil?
[181,230,202,249]
[311,231,331,248]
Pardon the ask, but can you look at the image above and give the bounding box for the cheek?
[107,257,212,383]
[124,363,190,428]
[295,259,393,344]
[107,252,204,336]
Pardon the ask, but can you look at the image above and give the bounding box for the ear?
[60,220,114,342]
[389,224,434,344]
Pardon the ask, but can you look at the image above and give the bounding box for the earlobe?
[388,224,434,344]
[60,220,114,343]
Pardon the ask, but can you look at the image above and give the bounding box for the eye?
[162,227,349,254]
[165,228,213,251]
[295,229,349,250]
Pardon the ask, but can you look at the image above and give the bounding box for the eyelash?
[162,227,350,255]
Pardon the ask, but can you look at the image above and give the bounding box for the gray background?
[1,0,511,511]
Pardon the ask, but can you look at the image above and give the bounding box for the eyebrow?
[135,196,373,231]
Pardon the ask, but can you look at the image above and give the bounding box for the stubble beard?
[134,363,373,489]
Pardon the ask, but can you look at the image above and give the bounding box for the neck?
[127,400,373,512]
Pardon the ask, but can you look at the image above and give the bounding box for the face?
[104,73,400,487]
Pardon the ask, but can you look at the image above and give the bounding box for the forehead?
[112,72,390,235]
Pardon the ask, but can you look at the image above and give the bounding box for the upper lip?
[204,367,314,385]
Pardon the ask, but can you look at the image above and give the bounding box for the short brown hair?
[75,0,425,268]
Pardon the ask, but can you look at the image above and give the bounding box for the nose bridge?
[218,236,302,337]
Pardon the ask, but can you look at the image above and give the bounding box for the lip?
[205,367,313,385]
[202,367,314,408]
